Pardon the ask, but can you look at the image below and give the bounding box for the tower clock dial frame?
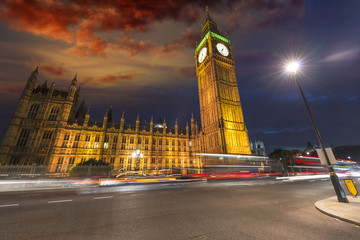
[216,43,229,57]
[198,47,207,63]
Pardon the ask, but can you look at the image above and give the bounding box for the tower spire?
[71,73,77,86]
[201,6,219,38]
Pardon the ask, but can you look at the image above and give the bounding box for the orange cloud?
[41,64,64,76]
[99,74,134,83]
[0,0,204,56]
[1,0,84,43]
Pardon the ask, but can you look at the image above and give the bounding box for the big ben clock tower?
[195,8,251,155]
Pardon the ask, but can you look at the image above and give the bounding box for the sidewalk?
[315,196,360,226]
[0,178,98,193]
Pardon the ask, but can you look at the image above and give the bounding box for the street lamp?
[286,61,348,203]
[132,150,143,172]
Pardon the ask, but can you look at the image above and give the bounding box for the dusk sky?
[0,0,359,153]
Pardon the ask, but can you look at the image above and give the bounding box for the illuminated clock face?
[198,47,207,63]
[216,43,229,57]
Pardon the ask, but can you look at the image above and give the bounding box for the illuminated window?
[104,142,109,149]
[94,142,99,149]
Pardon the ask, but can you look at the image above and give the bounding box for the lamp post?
[132,149,143,173]
[286,61,348,203]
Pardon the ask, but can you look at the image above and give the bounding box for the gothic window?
[138,138,141,144]
[151,158,155,164]
[85,135,91,141]
[121,144,125,150]
[152,138,156,145]
[104,134,109,149]
[27,104,39,119]
[159,139,162,145]
[55,157,64,173]
[62,133,70,148]
[130,137,134,144]
[145,138,149,145]
[74,133,80,141]
[69,157,75,165]
[48,107,60,121]
[94,135,99,148]
[84,135,90,148]
[41,130,53,147]
[122,136,126,143]
[16,129,31,147]
[64,133,70,140]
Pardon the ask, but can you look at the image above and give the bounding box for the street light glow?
[286,61,300,73]
[132,152,137,158]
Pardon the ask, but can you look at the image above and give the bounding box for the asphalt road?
[1,179,359,240]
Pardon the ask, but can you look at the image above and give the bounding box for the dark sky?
[0,0,359,153]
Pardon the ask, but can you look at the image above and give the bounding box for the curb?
[315,198,360,226]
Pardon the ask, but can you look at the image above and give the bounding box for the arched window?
[48,107,60,121]
[27,104,39,119]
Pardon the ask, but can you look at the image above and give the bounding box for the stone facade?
[0,67,204,174]
[0,11,253,174]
